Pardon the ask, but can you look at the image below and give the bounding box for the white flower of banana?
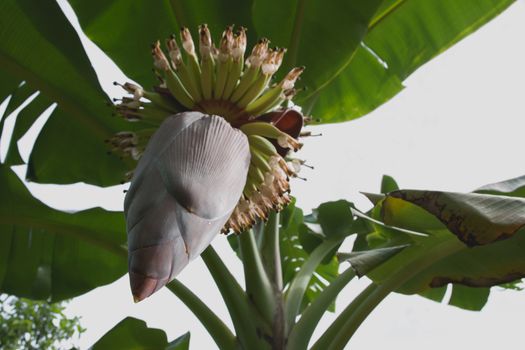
[110,25,313,301]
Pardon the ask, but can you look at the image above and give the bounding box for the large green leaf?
[365,0,515,82]
[0,0,132,185]
[3,93,49,166]
[0,165,126,301]
[305,0,516,122]
[6,0,510,191]
[0,83,38,165]
[91,316,190,350]
[252,0,383,96]
[359,179,525,311]
[2,0,516,189]
[69,0,517,126]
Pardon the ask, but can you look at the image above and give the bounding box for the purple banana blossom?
[124,112,250,301]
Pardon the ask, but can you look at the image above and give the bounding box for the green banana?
[140,103,172,121]
[236,47,286,108]
[166,35,201,103]
[199,24,215,100]
[177,63,202,102]
[241,121,301,151]
[249,146,272,173]
[222,27,247,99]
[200,57,214,100]
[243,180,258,198]
[214,58,231,99]
[164,69,194,109]
[230,38,268,102]
[236,73,271,108]
[214,26,234,99]
[245,84,283,115]
[245,169,261,193]
[248,164,265,185]
[180,27,203,102]
[142,91,182,113]
[240,122,285,139]
[230,65,258,102]
[247,134,278,158]
[222,58,242,100]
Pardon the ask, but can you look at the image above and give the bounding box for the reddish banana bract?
[124,112,250,301]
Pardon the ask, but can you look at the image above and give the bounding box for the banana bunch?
[147,24,304,121]
[112,24,309,235]
[112,25,312,300]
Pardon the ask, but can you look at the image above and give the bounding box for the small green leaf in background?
[166,332,190,350]
[314,200,355,240]
[91,316,189,350]
[380,174,399,194]
[357,175,525,311]
[475,174,525,198]
[279,201,339,312]
[337,245,408,277]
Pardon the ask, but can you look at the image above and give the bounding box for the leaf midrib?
[286,0,307,71]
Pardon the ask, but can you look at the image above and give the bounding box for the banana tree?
[0,0,523,349]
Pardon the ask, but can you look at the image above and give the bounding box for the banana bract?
[125,112,250,301]
[110,25,310,301]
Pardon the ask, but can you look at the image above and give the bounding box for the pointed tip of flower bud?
[129,271,167,303]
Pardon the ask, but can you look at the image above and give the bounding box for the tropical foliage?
[0,0,522,349]
[0,294,84,350]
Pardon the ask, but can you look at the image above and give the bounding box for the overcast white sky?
[3,1,525,349]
